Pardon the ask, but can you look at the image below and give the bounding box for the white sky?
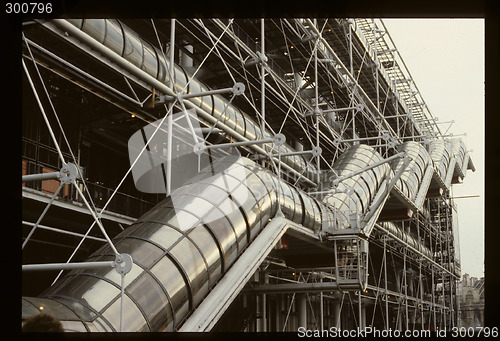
[382,19,485,278]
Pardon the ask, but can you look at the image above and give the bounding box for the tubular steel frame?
[21,18,472,332]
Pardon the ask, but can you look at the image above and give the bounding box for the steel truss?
[21,18,474,332]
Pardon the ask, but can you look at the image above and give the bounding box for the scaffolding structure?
[21,18,475,332]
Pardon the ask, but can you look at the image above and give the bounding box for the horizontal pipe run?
[22,172,60,183]
[247,281,361,293]
[22,261,115,272]
[373,223,458,279]
[23,38,145,107]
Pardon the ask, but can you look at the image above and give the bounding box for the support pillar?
[360,303,366,329]
[333,300,341,329]
[298,294,307,329]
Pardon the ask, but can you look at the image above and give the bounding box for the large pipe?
[21,138,469,332]
[389,141,431,202]
[429,140,451,182]
[21,141,436,331]
[316,144,393,228]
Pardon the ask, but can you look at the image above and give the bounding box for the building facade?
[21,18,475,332]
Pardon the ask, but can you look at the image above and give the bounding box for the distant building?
[459,273,484,328]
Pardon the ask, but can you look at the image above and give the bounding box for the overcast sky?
[381,19,485,278]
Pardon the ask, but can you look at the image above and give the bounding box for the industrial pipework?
[22,18,475,332]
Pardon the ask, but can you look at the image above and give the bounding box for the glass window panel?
[172,195,216,220]
[81,19,106,43]
[169,238,208,293]
[61,320,87,332]
[130,221,183,248]
[233,108,245,136]
[50,275,120,313]
[243,116,256,140]
[199,91,214,115]
[185,182,228,203]
[141,205,179,224]
[102,19,124,55]
[150,256,190,325]
[225,106,236,128]
[173,67,188,93]
[230,181,256,209]
[67,19,83,28]
[22,297,78,321]
[142,42,158,78]
[51,297,97,323]
[187,226,222,284]
[156,48,168,83]
[22,299,40,319]
[102,295,149,332]
[88,242,115,258]
[164,209,200,232]
[207,173,244,193]
[127,271,172,331]
[93,317,113,331]
[116,238,164,269]
[135,201,169,223]
[214,197,246,242]
[148,226,184,251]
[85,322,100,332]
[103,262,143,288]
[205,216,238,267]
[122,26,144,68]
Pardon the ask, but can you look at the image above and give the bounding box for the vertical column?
[319,289,324,330]
[166,19,176,197]
[383,236,390,330]
[298,294,307,329]
[360,304,367,329]
[275,295,281,332]
[242,294,249,332]
[333,293,341,329]
[260,18,266,137]
[358,291,366,329]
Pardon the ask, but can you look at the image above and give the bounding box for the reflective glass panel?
[102,294,148,332]
[116,238,164,269]
[103,19,124,55]
[187,226,222,285]
[49,275,120,313]
[127,271,172,331]
[150,256,189,315]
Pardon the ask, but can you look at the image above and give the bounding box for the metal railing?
[22,158,157,219]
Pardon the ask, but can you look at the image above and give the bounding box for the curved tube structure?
[318,144,392,226]
[22,155,328,331]
[22,136,470,331]
[448,139,469,176]
[429,140,452,182]
[390,141,431,202]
